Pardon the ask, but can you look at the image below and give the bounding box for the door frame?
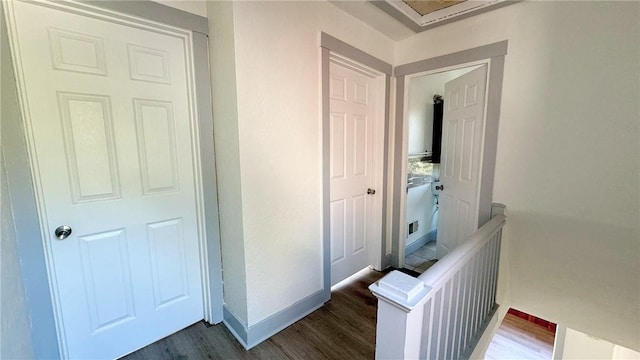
[328,53,385,286]
[1,1,223,358]
[321,33,392,300]
[391,41,509,268]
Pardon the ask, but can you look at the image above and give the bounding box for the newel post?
[369,271,431,360]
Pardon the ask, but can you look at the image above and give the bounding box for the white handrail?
[370,208,506,360]
[418,214,505,287]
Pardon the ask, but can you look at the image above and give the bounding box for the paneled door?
[436,65,488,258]
[329,58,382,286]
[6,1,204,358]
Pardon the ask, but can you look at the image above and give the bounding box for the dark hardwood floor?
[122,270,386,360]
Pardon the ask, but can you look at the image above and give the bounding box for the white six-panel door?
[6,1,204,358]
[329,59,381,286]
[436,65,488,258]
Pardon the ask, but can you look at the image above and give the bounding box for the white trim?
[389,0,426,26]
[3,1,214,357]
[552,325,567,360]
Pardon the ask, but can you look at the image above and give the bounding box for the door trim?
[2,1,222,357]
[391,41,508,268]
[321,33,392,300]
[78,0,208,34]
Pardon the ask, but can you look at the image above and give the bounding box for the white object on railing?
[370,206,506,360]
[369,271,432,359]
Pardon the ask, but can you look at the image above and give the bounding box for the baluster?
[420,298,434,359]
[445,272,461,359]
[431,288,443,360]
[371,211,506,360]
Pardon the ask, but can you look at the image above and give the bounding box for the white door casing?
[436,65,488,258]
[6,1,206,358]
[329,56,384,286]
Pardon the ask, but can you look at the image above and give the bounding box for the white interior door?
[6,2,204,358]
[329,59,381,286]
[436,65,488,258]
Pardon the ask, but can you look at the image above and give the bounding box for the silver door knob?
[54,225,72,240]
[367,188,376,195]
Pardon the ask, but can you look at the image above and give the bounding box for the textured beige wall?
[209,1,395,326]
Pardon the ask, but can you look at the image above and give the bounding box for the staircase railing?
[370,204,506,359]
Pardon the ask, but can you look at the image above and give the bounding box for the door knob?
[435,184,444,191]
[54,225,72,240]
[367,188,376,195]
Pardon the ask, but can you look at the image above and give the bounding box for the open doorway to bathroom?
[403,64,482,273]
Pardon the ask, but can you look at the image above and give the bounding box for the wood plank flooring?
[122,270,386,360]
[485,313,555,360]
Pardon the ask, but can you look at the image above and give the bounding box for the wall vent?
[408,220,419,235]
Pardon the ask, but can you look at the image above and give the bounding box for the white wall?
[405,185,435,247]
[208,1,395,327]
[559,327,640,360]
[396,1,640,351]
[407,68,471,154]
[407,76,431,155]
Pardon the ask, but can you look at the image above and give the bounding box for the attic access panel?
[372,0,519,32]
[403,0,466,16]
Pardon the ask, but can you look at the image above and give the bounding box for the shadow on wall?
[505,209,639,351]
[1,160,35,359]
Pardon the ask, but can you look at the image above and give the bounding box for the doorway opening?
[390,41,508,270]
[327,54,386,286]
[402,64,484,273]
[321,33,392,299]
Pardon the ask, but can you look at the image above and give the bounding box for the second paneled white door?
[436,65,488,258]
[6,1,204,358]
[329,58,382,286]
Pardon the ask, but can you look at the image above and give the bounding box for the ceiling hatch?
[403,0,467,16]
[371,0,519,33]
